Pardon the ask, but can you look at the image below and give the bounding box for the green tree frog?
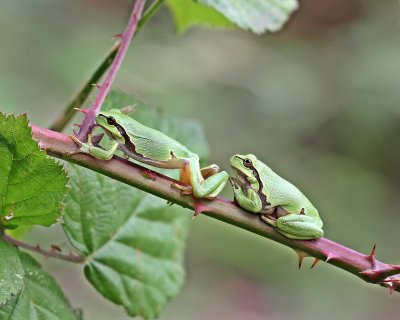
[71,109,229,199]
[229,154,323,240]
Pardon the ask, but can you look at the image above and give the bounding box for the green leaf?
[0,251,79,320]
[63,165,190,319]
[201,0,298,33]
[166,0,234,33]
[63,90,208,318]
[0,240,24,305]
[167,0,298,34]
[0,113,69,228]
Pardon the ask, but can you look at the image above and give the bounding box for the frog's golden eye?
[243,158,252,168]
[107,116,116,125]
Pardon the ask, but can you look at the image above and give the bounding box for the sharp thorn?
[73,107,87,114]
[325,253,337,262]
[91,83,101,89]
[113,33,122,39]
[369,244,376,256]
[310,258,320,269]
[73,123,81,127]
[298,258,303,270]
[381,278,400,283]
[50,244,62,253]
[294,250,310,270]
[366,244,376,261]
[193,202,209,219]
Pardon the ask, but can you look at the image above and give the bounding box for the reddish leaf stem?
[77,0,146,140]
[2,234,84,264]
[31,124,400,293]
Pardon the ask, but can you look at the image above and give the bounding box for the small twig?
[31,124,400,293]
[77,0,146,140]
[50,0,164,133]
[3,234,84,264]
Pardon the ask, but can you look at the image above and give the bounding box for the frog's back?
[120,115,194,161]
[259,163,320,220]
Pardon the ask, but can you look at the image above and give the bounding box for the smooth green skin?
[229,154,323,240]
[71,109,228,198]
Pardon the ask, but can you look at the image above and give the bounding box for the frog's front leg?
[261,213,323,240]
[71,135,119,160]
[178,158,228,199]
[229,178,263,213]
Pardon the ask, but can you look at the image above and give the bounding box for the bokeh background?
[1,0,400,319]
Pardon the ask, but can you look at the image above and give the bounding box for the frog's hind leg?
[176,158,228,198]
[264,213,324,240]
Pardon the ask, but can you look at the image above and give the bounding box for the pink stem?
[77,0,146,140]
[31,124,400,293]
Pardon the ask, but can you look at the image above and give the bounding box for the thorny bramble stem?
[32,124,400,294]
[3,234,84,264]
[77,0,146,141]
[50,0,165,133]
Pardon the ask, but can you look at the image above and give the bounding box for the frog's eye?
[106,116,116,125]
[243,158,253,168]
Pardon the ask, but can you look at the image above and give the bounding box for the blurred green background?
[1,0,400,319]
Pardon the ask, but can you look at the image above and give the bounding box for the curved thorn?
[193,202,209,219]
[113,33,123,39]
[367,244,377,261]
[91,83,101,89]
[73,107,87,114]
[325,253,337,262]
[390,286,395,295]
[294,250,310,270]
[310,258,320,269]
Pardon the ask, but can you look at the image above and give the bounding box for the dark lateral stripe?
[253,168,270,207]
[114,123,145,158]
[237,156,270,207]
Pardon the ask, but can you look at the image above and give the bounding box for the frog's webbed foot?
[69,135,85,155]
[70,132,118,160]
[70,133,95,155]
[171,182,193,196]
[261,213,277,226]
[70,134,82,147]
[200,164,220,179]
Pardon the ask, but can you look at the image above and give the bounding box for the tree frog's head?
[95,109,125,143]
[229,154,260,186]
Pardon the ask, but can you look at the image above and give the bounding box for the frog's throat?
[230,167,250,189]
